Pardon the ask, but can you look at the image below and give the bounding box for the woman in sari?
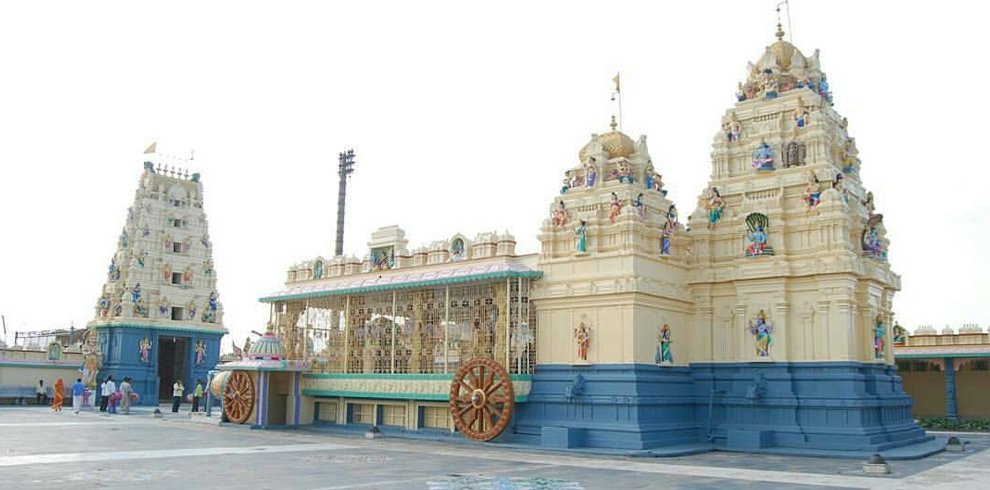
[51,378,65,412]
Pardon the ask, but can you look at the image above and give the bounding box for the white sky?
[1,1,988,347]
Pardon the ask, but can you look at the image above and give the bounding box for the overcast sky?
[1,0,987,347]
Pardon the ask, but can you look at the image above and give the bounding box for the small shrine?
[88,148,226,405]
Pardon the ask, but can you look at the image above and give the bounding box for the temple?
[88,152,226,405]
[212,24,933,457]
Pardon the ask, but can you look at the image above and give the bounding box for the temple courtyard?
[0,406,986,489]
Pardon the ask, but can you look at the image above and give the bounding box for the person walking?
[71,378,85,414]
[119,377,133,415]
[36,380,47,405]
[103,376,116,414]
[171,379,184,413]
[191,379,203,413]
[51,379,64,412]
[99,378,109,412]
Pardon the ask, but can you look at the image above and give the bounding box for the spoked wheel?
[449,358,515,441]
[223,370,255,424]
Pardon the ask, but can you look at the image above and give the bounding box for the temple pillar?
[944,357,959,422]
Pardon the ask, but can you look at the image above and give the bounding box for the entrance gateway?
[87,156,225,405]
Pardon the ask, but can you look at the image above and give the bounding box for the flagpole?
[612,72,623,132]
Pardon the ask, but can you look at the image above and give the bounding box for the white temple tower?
[88,151,226,405]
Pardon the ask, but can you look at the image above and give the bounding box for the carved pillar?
[735,304,748,360]
[698,305,715,362]
[944,358,959,422]
[775,301,790,360]
[815,300,830,360]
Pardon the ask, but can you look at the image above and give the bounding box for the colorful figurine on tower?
[655,324,672,366]
[749,310,774,358]
[752,139,775,171]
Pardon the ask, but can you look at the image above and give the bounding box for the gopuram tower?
[88,148,226,405]
[512,26,930,455]
[681,23,928,451]
[515,117,699,449]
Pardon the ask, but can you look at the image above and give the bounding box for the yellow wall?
[958,369,990,419]
[898,361,990,419]
[900,370,945,418]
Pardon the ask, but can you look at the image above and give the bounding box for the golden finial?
[609,115,618,131]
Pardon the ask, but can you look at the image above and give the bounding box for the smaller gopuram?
[88,147,226,405]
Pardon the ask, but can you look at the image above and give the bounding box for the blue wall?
[98,325,223,406]
[511,362,930,453]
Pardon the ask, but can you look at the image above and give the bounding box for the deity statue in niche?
[313,260,324,279]
[873,315,885,360]
[748,310,774,358]
[761,70,778,98]
[615,161,634,184]
[195,340,206,365]
[118,229,128,249]
[569,172,583,191]
[862,223,887,260]
[107,255,121,281]
[655,324,673,366]
[98,290,112,318]
[585,157,598,187]
[644,161,661,192]
[162,263,172,283]
[666,204,679,229]
[163,234,173,252]
[575,220,588,253]
[783,139,806,167]
[133,298,148,317]
[752,139,775,171]
[130,283,142,304]
[735,81,747,102]
[450,238,466,261]
[139,337,152,364]
[724,113,742,142]
[794,109,809,129]
[706,187,724,228]
[862,192,883,223]
[817,74,833,105]
[661,220,674,256]
[183,265,193,286]
[187,298,198,321]
[372,247,394,271]
[182,238,192,253]
[609,192,622,223]
[201,235,212,249]
[552,200,569,228]
[893,322,907,344]
[208,290,219,312]
[158,296,169,317]
[574,322,590,362]
[634,193,646,220]
[112,301,122,317]
[803,172,823,210]
[745,213,773,257]
[202,259,214,275]
[561,171,571,194]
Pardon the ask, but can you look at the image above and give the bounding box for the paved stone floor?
[1,406,988,489]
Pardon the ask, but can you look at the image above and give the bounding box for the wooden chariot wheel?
[223,370,255,425]
[449,358,515,441]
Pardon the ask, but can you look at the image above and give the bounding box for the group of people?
[172,379,205,413]
[45,376,136,414]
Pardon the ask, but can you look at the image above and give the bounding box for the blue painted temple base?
[510,362,933,457]
[97,324,223,406]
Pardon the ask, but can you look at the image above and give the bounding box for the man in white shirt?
[99,379,108,412]
[102,376,116,414]
[172,380,184,413]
